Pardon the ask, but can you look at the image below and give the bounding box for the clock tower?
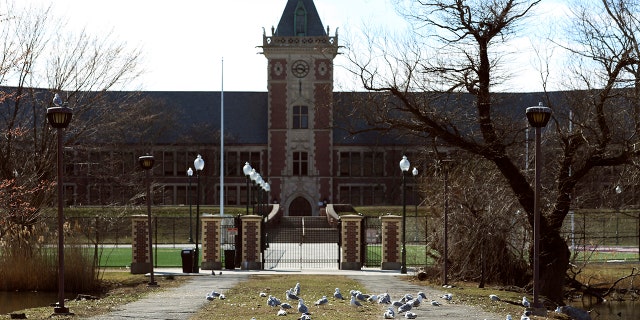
[261,0,339,216]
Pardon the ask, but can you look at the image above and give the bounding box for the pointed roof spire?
[274,0,327,37]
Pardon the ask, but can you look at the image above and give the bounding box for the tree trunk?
[540,230,571,304]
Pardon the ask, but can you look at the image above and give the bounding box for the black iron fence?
[40,209,640,267]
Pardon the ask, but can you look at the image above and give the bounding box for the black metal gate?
[263,216,340,269]
[363,216,382,267]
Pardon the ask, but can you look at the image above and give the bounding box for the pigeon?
[392,300,404,307]
[219,294,225,300]
[411,295,422,307]
[350,295,362,307]
[260,292,267,297]
[314,296,328,306]
[267,295,282,307]
[298,313,312,320]
[205,290,221,300]
[53,93,63,107]
[287,289,300,300]
[383,306,396,318]
[402,294,414,302]
[441,293,453,301]
[405,311,418,319]
[294,282,301,295]
[297,298,309,314]
[520,314,530,320]
[354,290,369,301]
[281,302,293,309]
[398,302,412,313]
[506,315,513,320]
[522,296,530,308]
[378,292,391,304]
[430,299,441,306]
[489,294,500,301]
[417,291,427,299]
[333,288,345,300]
[367,294,379,302]
[277,309,287,316]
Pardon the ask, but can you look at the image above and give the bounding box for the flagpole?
[220,58,224,216]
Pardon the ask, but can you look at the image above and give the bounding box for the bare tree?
[0,2,155,236]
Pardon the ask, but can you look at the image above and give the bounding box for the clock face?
[291,60,309,78]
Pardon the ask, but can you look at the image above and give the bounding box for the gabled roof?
[275,0,327,37]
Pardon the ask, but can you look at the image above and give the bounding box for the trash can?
[181,248,195,273]
[224,250,235,269]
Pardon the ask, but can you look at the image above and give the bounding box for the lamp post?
[48,93,73,315]
[399,155,410,274]
[187,167,193,243]
[243,162,252,215]
[138,155,157,286]
[250,169,260,214]
[263,182,270,217]
[442,159,451,286]
[193,154,205,273]
[412,167,418,241]
[256,175,264,216]
[525,102,551,310]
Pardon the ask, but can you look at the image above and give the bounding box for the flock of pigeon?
[206,280,461,319]
[205,282,583,319]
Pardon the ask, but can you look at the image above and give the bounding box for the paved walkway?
[88,268,506,320]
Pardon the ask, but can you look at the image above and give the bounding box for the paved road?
[87,268,508,320]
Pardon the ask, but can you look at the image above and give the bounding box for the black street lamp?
[138,155,157,287]
[193,154,204,273]
[48,93,73,315]
[187,167,193,243]
[263,182,271,217]
[399,155,410,274]
[412,167,419,242]
[525,102,551,310]
[441,159,451,286]
[250,169,260,214]
[243,162,253,215]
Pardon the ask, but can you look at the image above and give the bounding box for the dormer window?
[294,1,307,36]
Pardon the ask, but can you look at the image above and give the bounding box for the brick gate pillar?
[201,214,224,270]
[380,215,403,270]
[240,215,262,270]
[340,214,364,270]
[130,215,151,274]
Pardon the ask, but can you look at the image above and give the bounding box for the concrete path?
[88,268,506,320]
[89,271,247,320]
[351,274,504,319]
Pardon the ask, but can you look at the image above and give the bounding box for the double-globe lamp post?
[193,154,205,273]
[138,155,157,286]
[48,93,73,315]
[525,102,551,310]
[399,155,411,274]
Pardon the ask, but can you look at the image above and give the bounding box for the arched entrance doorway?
[289,196,312,216]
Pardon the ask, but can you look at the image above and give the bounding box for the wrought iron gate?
[263,216,340,269]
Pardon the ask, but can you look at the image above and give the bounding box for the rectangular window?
[293,151,308,176]
[339,152,350,176]
[351,152,361,177]
[293,105,308,129]
[163,151,174,176]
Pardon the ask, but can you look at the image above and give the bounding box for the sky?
[17,0,568,93]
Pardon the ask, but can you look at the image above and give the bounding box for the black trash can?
[224,250,235,270]
[181,248,195,273]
